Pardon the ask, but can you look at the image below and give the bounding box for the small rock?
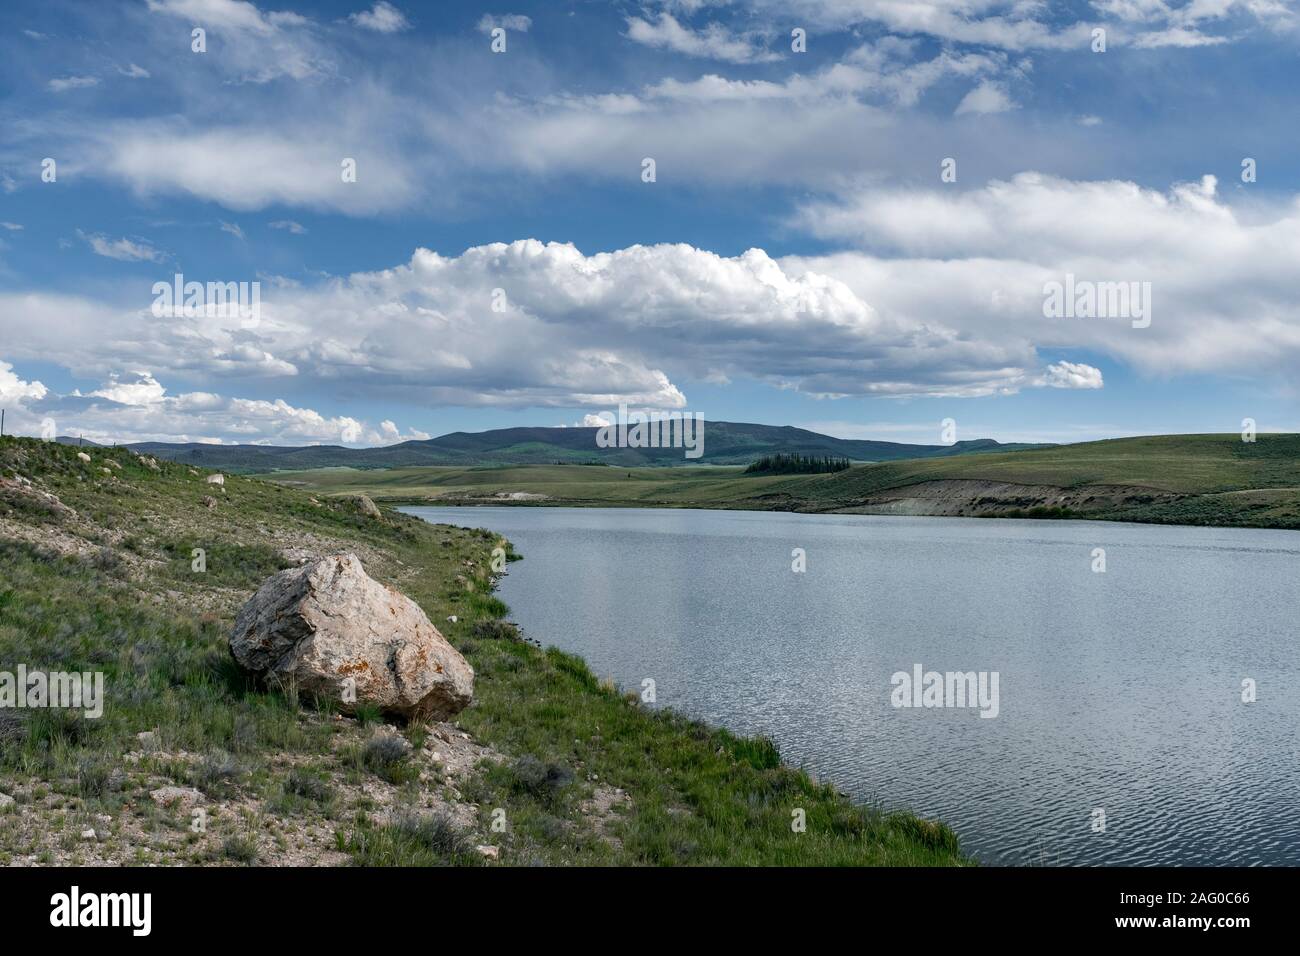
[206,473,225,486]
[136,730,159,749]
[80,828,97,841]
[106,460,122,470]
[95,814,112,825]
[201,495,218,510]
[475,845,500,861]
[101,467,112,475]
[0,793,15,810]
[447,615,458,624]
[76,452,91,463]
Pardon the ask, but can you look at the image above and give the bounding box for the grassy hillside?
[0,436,963,866]
[264,434,1300,529]
[128,421,1048,472]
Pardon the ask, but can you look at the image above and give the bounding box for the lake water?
[405,506,1300,866]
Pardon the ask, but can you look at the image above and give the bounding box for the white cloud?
[0,233,1114,410]
[0,222,22,231]
[77,230,167,263]
[477,14,532,33]
[955,80,1014,115]
[1134,26,1230,47]
[85,370,167,405]
[48,76,99,92]
[145,0,331,83]
[1,368,430,446]
[219,220,246,241]
[99,125,417,214]
[0,360,47,405]
[788,172,1300,380]
[350,2,410,33]
[118,63,151,78]
[269,219,307,234]
[1037,361,1104,389]
[626,13,780,63]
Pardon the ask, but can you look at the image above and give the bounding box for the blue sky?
[1,0,1297,447]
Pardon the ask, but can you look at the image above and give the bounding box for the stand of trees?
[743,453,851,475]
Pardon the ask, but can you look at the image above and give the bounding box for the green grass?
[0,435,964,866]
[263,433,1300,529]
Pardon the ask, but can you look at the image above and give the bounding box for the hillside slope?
[0,436,963,867]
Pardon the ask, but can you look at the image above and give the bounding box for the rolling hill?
[125,422,1049,472]
[264,433,1300,530]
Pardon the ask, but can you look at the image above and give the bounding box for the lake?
[404,505,1300,866]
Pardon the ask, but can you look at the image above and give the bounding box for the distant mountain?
[124,422,1051,473]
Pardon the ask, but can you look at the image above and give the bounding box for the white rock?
[76,452,91,463]
[80,828,97,841]
[206,473,225,486]
[475,845,500,860]
[229,553,474,720]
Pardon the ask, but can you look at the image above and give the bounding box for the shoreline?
[0,436,967,867]
[388,494,1300,533]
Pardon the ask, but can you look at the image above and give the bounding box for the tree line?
[743,453,851,475]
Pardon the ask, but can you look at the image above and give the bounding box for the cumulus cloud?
[626,13,780,63]
[350,2,410,33]
[0,360,47,405]
[0,363,431,447]
[83,370,167,405]
[1037,361,1104,389]
[0,229,1126,421]
[955,80,1014,115]
[789,172,1300,379]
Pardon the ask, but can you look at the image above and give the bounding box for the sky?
[1,0,1298,447]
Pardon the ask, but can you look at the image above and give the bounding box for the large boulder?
[229,554,473,720]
